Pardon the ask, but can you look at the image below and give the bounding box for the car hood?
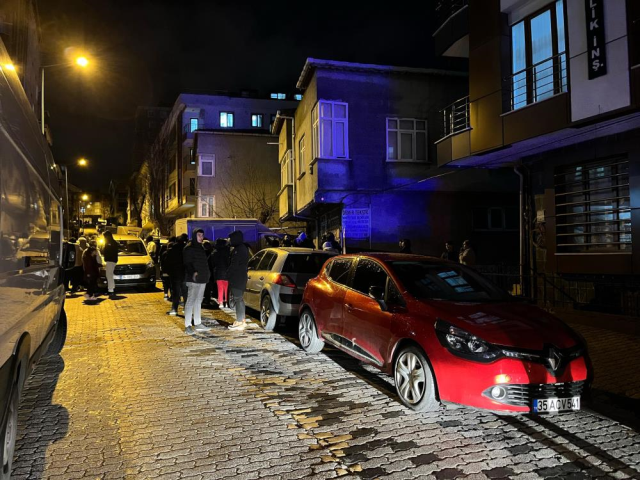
[116,255,151,265]
[421,299,580,350]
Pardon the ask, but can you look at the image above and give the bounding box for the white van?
[0,40,67,477]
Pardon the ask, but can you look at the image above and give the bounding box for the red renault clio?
[299,254,592,413]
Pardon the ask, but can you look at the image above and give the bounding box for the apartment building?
[157,93,299,229]
[434,0,640,313]
[274,58,520,261]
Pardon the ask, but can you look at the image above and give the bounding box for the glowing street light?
[3,64,16,71]
[82,194,89,201]
[78,158,88,167]
[75,56,89,68]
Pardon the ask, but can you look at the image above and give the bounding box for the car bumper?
[99,268,156,288]
[434,354,591,413]
[272,290,303,316]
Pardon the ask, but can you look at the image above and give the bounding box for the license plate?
[533,397,580,413]
[116,274,142,280]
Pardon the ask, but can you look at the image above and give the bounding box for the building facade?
[274,58,520,262]
[434,0,640,314]
[154,93,298,231]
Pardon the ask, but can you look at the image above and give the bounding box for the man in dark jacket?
[210,238,230,308]
[102,231,119,299]
[165,235,187,316]
[182,229,212,334]
[227,230,252,331]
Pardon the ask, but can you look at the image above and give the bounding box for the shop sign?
[585,0,607,79]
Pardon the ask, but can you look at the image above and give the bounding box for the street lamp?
[2,63,16,71]
[59,159,89,233]
[41,55,90,135]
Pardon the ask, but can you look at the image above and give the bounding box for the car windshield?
[283,253,333,274]
[389,261,510,302]
[115,240,147,256]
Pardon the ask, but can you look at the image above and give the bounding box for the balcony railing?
[439,96,469,139]
[435,0,468,27]
[509,52,568,111]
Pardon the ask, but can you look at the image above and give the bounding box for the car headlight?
[146,261,154,269]
[435,319,502,362]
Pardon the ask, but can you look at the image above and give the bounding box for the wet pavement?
[11,288,640,479]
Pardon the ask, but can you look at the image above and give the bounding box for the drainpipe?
[514,165,525,297]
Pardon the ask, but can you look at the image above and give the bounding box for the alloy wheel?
[2,390,17,476]
[395,352,426,405]
[299,313,314,348]
[260,298,271,328]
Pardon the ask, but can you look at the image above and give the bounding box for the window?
[251,114,263,128]
[283,253,333,275]
[198,154,215,177]
[386,118,427,162]
[220,112,234,128]
[327,258,352,286]
[294,94,303,101]
[472,207,519,231]
[257,251,278,271]
[298,135,306,176]
[198,195,215,217]
[248,251,266,271]
[511,0,567,110]
[554,158,631,253]
[169,182,176,199]
[270,114,276,126]
[352,259,388,296]
[189,147,195,165]
[281,150,293,187]
[312,101,349,159]
[271,93,286,100]
[189,118,199,132]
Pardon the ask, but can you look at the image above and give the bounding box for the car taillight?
[274,274,296,288]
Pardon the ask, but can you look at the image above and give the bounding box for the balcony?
[433,0,469,57]
[439,96,470,139]
[435,96,471,167]
[509,53,568,112]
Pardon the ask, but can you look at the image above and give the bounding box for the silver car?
[244,248,337,330]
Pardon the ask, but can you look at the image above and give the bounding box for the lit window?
[199,195,215,218]
[298,135,306,176]
[251,114,263,128]
[198,155,215,177]
[281,150,293,187]
[220,112,234,128]
[189,147,195,165]
[312,101,349,160]
[189,118,199,132]
[386,118,427,162]
[295,94,303,101]
[271,93,286,100]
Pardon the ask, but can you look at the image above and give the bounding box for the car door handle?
[259,276,264,281]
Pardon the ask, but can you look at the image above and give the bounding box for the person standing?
[165,235,187,316]
[145,235,158,262]
[296,232,316,249]
[160,237,176,301]
[71,237,87,292]
[102,231,119,299]
[182,229,211,335]
[459,239,477,266]
[441,241,457,262]
[227,230,251,331]
[210,238,230,308]
[399,238,412,254]
[82,240,100,301]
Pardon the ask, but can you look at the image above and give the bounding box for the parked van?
[174,218,280,252]
[0,40,67,477]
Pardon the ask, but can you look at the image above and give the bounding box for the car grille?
[279,294,302,305]
[115,264,147,275]
[483,381,586,407]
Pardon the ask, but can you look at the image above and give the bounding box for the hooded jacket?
[102,232,119,263]
[182,233,211,284]
[227,231,249,290]
[164,241,186,278]
[210,240,231,281]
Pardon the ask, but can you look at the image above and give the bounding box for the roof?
[271,108,297,135]
[296,58,468,90]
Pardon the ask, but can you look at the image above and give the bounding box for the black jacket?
[183,241,211,284]
[210,245,230,281]
[103,240,119,263]
[227,231,249,290]
[164,242,186,278]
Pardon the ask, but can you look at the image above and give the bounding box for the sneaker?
[84,294,91,300]
[167,310,178,316]
[228,321,246,331]
[244,321,260,329]
[164,294,169,300]
[194,324,211,333]
[89,296,97,301]
[185,326,195,335]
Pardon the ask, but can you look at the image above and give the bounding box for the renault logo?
[547,348,563,371]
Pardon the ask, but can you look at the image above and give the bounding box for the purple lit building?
[273,58,520,263]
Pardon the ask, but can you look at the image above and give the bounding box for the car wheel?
[394,346,439,412]
[260,295,277,331]
[46,309,67,357]
[298,310,324,354]
[0,383,18,480]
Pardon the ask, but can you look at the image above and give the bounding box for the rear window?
[283,253,333,275]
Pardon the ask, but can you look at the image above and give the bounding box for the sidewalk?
[556,309,640,430]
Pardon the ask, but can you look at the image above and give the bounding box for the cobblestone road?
[12,289,640,479]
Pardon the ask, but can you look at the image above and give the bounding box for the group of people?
[159,229,253,334]
[398,238,476,266]
[66,231,119,301]
[278,231,342,254]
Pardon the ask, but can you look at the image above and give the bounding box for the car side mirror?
[369,286,387,311]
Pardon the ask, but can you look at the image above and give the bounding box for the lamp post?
[59,158,89,234]
[41,56,90,136]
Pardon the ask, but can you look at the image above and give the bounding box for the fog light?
[491,386,506,400]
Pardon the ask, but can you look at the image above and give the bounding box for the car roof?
[335,252,450,264]
[110,234,143,241]
[264,248,335,254]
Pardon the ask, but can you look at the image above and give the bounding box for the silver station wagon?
[243,248,337,330]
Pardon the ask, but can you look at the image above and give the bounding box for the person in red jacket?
[82,240,100,301]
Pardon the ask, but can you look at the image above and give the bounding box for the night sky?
[38,0,462,191]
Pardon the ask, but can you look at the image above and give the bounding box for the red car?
[298,253,592,413]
